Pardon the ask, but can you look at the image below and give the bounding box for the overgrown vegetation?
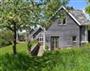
[0,30,13,47]
[0,43,90,71]
[28,40,38,49]
[86,0,90,14]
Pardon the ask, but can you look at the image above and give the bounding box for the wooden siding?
[46,13,80,49]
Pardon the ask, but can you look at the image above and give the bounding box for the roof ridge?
[46,5,81,26]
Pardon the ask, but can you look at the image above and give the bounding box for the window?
[40,37,43,41]
[38,37,43,42]
[51,36,59,49]
[58,17,66,25]
[63,18,66,25]
[72,36,76,42]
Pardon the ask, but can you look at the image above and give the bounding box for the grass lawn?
[0,43,90,71]
[0,42,28,55]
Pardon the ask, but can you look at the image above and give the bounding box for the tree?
[39,0,69,27]
[44,0,69,17]
[0,0,69,55]
[0,0,41,55]
[86,0,90,14]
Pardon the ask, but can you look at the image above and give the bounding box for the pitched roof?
[46,6,90,28]
[30,27,44,38]
[70,10,90,25]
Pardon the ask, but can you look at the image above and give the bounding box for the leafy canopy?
[86,0,90,14]
[0,0,42,30]
[39,0,69,27]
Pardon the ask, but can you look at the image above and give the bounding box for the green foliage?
[86,6,90,14]
[44,0,69,17]
[86,0,90,14]
[0,0,41,29]
[0,43,90,71]
[40,0,69,28]
[27,40,38,49]
[0,0,42,54]
[52,9,67,21]
[0,30,13,47]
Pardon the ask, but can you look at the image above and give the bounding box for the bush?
[0,29,13,47]
[27,40,38,49]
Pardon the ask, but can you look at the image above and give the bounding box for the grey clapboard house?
[45,6,90,50]
[29,6,90,50]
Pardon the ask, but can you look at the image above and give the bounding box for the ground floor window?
[72,36,77,45]
[72,36,76,42]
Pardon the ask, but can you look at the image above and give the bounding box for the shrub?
[27,40,38,49]
[0,29,13,47]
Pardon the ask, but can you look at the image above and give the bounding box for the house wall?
[46,14,81,49]
[80,26,88,43]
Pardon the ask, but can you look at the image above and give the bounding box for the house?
[45,6,90,50]
[29,6,90,50]
[17,29,27,41]
[28,27,45,48]
[28,26,46,55]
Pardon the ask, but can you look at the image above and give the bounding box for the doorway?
[88,30,90,42]
[51,36,59,50]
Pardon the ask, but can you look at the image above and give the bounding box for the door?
[51,36,59,50]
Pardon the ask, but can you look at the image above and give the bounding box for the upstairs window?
[63,18,66,25]
[58,17,66,25]
[53,8,67,25]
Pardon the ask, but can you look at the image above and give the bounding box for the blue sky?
[37,0,87,10]
[68,0,87,10]
[36,0,90,19]
[68,0,90,20]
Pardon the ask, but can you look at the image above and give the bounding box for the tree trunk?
[13,21,17,55]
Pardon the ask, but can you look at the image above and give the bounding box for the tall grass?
[0,43,90,71]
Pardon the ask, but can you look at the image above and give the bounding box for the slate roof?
[70,10,90,25]
[30,27,44,38]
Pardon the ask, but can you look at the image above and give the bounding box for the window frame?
[72,36,77,42]
[58,17,67,25]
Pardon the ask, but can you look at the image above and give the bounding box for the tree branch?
[6,26,14,32]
